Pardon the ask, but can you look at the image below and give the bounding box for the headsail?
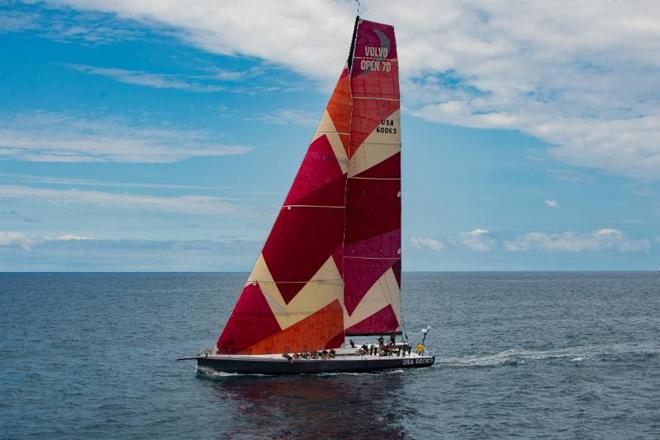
[343,19,402,335]
[215,17,401,354]
[215,68,352,355]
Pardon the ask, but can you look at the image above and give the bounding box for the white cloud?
[1,5,143,43]
[544,199,559,208]
[0,231,39,250]
[57,0,356,80]
[547,168,593,183]
[0,185,237,214]
[410,236,445,252]
[60,64,264,92]
[0,111,250,162]
[0,236,263,271]
[49,0,660,180]
[62,64,225,92]
[0,10,38,33]
[247,108,318,127]
[209,67,262,82]
[0,173,218,190]
[460,228,494,252]
[54,233,93,241]
[505,229,650,253]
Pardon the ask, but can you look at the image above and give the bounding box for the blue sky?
[0,1,659,271]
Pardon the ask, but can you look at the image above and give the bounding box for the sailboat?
[184,16,435,375]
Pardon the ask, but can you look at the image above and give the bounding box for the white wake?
[437,341,660,368]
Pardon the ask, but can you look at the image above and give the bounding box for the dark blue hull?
[196,355,435,376]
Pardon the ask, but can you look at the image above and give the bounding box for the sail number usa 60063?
[377,118,397,135]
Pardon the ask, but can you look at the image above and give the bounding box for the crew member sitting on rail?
[378,335,386,355]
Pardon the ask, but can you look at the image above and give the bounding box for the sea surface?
[1,272,659,439]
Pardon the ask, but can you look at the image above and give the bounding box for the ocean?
[1,272,658,439]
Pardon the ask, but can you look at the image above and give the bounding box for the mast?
[347,15,360,71]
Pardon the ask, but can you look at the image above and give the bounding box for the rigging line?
[355,0,361,16]
[316,131,351,135]
[248,280,342,284]
[255,284,341,315]
[282,204,344,209]
[356,141,402,146]
[259,288,288,314]
[353,141,401,146]
[342,9,357,317]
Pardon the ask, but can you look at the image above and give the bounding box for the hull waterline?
[194,354,435,376]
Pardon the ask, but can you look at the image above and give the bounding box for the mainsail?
[216,18,401,355]
[344,19,401,336]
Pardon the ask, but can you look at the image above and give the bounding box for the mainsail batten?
[215,18,401,355]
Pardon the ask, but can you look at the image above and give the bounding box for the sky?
[0,0,659,271]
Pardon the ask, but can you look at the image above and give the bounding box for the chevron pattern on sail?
[216,18,402,354]
[215,68,352,355]
[344,19,402,335]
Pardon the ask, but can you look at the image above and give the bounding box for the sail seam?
[352,56,398,60]
[348,177,400,180]
[353,96,400,101]
[344,256,400,260]
[249,280,342,283]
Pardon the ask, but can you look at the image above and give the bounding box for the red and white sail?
[343,19,401,335]
[215,18,401,355]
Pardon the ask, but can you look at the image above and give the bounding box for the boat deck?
[192,348,435,375]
